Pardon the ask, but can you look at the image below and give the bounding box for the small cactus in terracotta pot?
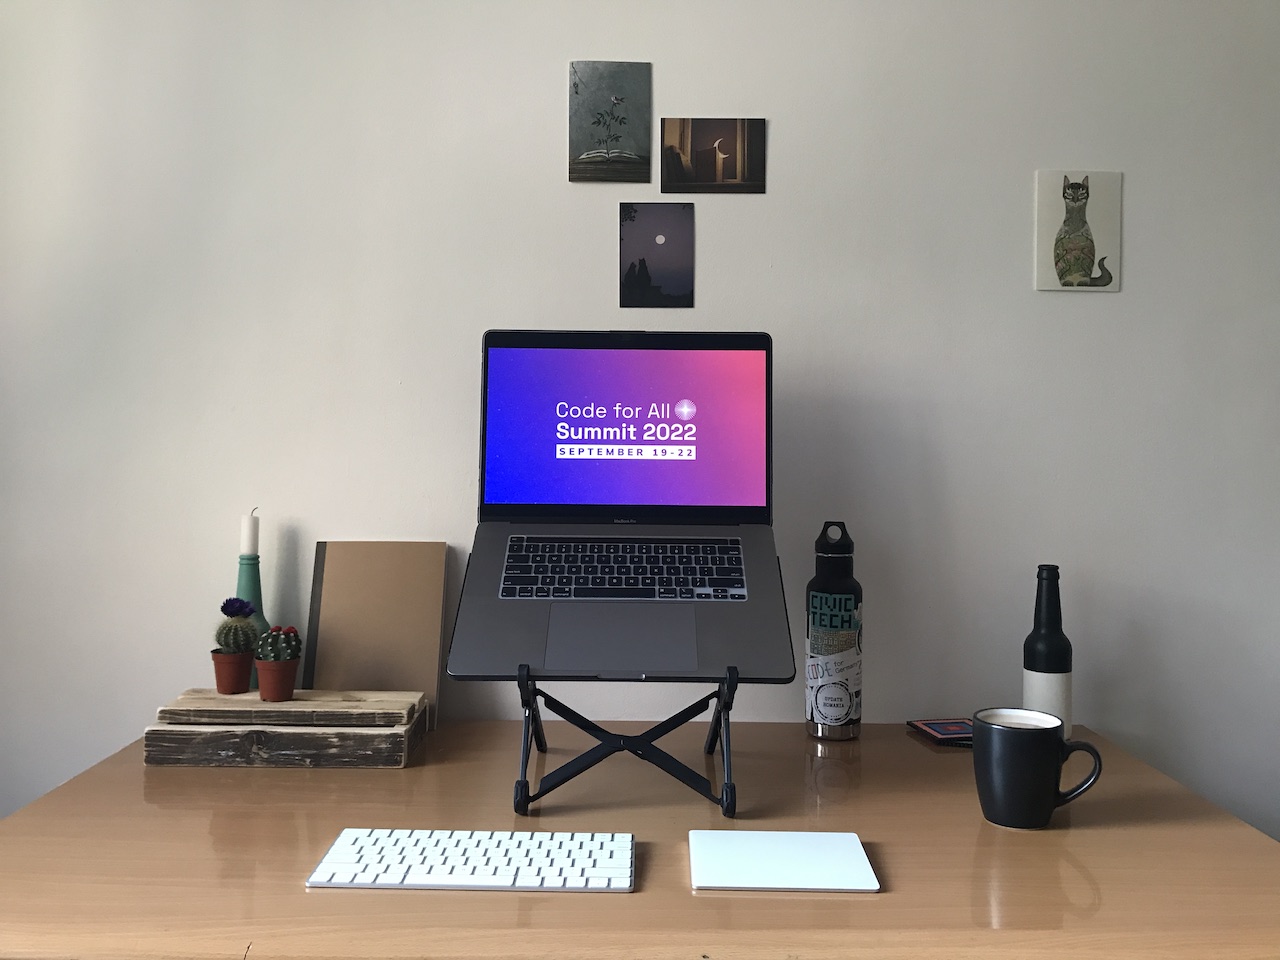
[211,598,257,694]
[255,625,301,701]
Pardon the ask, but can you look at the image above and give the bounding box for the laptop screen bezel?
[477,329,773,526]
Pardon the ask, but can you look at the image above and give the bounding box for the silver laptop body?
[447,329,794,683]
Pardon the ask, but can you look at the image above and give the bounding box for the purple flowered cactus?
[220,597,256,619]
[214,598,259,654]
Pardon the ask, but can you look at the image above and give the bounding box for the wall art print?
[1035,170,1122,291]
[620,202,694,308]
[661,118,766,194]
[569,61,652,183]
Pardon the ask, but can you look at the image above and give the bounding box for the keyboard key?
[573,586,656,600]
[405,873,517,890]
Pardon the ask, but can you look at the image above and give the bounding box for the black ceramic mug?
[972,707,1102,829]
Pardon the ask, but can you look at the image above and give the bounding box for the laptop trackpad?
[544,602,698,677]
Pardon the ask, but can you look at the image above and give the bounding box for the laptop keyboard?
[500,535,747,601]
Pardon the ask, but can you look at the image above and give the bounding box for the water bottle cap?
[815,521,854,555]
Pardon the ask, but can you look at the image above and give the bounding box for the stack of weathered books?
[143,689,427,768]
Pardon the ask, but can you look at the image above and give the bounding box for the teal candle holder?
[236,554,270,689]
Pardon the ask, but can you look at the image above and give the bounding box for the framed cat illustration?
[1035,170,1122,291]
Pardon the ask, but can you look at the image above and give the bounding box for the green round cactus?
[256,625,302,662]
[214,598,258,654]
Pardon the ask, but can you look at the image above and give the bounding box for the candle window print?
[1035,170,1122,291]
[620,203,694,308]
[568,61,652,183]
[661,118,766,194]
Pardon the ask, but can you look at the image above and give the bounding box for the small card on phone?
[907,718,973,746]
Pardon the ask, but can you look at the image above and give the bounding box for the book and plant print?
[569,61,652,183]
[1035,170,1122,291]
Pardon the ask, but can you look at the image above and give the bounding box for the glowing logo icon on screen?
[674,399,697,421]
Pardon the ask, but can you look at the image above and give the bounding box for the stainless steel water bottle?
[805,521,863,740]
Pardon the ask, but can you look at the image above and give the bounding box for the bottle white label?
[1023,668,1072,738]
[806,593,862,726]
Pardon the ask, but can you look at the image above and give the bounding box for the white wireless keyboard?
[306,828,635,892]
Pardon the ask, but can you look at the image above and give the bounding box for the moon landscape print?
[620,202,695,308]
[661,118,766,194]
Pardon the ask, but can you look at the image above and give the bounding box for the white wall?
[3,1,1277,837]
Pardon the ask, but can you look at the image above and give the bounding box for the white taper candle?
[240,508,259,556]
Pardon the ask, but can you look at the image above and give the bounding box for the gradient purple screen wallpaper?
[484,347,767,506]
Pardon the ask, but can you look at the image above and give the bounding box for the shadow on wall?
[1084,584,1280,839]
[773,379,976,716]
[270,524,306,635]
[438,545,469,718]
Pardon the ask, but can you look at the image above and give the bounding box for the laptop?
[447,329,794,683]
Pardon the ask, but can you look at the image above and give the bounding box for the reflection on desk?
[1,721,1278,959]
[971,820,1102,929]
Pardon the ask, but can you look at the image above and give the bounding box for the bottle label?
[806,592,863,726]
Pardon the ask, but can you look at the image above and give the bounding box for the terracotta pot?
[256,658,300,702]
[211,650,253,695]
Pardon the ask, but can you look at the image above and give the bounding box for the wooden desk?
[1,721,1277,959]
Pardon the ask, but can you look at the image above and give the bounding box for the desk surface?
[1,720,1277,959]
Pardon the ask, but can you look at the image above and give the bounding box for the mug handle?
[1056,739,1102,806]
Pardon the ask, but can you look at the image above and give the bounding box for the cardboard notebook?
[303,540,448,727]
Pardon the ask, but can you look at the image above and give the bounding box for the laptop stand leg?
[704,666,738,755]
[510,665,740,818]
[515,664,547,815]
[704,667,737,817]
[517,664,548,753]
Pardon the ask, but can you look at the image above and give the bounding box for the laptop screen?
[479,330,771,524]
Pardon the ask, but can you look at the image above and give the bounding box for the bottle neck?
[1032,577,1063,633]
[815,553,853,579]
[1025,566,1070,672]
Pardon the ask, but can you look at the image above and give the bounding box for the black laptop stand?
[513,664,739,817]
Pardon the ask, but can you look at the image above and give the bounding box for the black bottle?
[805,521,864,740]
[1022,564,1073,736]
